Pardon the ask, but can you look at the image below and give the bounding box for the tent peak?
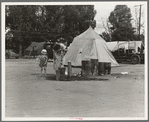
[89,26,93,30]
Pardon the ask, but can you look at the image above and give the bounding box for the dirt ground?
[5,59,145,118]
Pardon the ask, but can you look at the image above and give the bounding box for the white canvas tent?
[63,27,119,67]
[107,41,143,53]
[25,42,45,56]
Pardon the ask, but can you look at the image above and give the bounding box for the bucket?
[58,67,66,75]
[98,62,105,75]
[91,59,98,75]
[104,62,111,75]
[82,60,92,76]
[57,67,66,81]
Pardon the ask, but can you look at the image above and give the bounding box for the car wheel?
[131,55,141,64]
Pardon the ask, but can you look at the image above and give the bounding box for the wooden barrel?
[81,60,92,76]
[98,62,105,75]
[104,62,111,75]
[68,61,72,78]
[91,59,98,75]
[56,70,60,81]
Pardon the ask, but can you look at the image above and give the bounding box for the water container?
[59,67,66,75]
[98,62,105,75]
[57,67,66,81]
[91,59,98,75]
[82,60,92,76]
[104,62,111,75]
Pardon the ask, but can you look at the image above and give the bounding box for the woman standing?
[53,43,67,80]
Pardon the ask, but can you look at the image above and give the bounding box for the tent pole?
[128,41,129,55]
[29,46,32,57]
[33,46,35,58]
[68,61,72,78]
[32,46,36,58]
[117,41,120,56]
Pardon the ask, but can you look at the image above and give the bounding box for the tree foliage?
[41,5,96,42]
[6,5,42,55]
[100,32,111,42]
[108,5,135,41]
[6,5,96,55]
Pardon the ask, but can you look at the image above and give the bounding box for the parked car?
[6,49,19,59]
[107,41,144,64]
[112,48,144,64]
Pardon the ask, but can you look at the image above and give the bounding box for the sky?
[93,2,146,34]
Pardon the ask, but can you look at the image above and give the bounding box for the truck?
[107,41,144,64]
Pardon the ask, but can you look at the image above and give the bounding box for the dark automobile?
[6,49,19,59]
[107,41,144,64]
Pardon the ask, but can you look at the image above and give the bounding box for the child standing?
[39,49,48,76]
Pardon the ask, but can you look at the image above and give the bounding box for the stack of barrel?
[81,59,111,76]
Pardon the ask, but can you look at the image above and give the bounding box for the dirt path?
[5,59,145,118]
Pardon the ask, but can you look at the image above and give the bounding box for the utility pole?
[135,5,142,40]
[138,5,142,40]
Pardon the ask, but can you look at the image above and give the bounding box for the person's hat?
[41,49,47,54]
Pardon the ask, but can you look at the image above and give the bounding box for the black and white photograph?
[1,1,148,121]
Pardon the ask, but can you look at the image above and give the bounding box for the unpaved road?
[5,59,145,118]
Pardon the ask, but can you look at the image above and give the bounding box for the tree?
[100,32,111,42]
[43,5,96,41]
[6,5,96,56]
[6,5,43,56]
[99,18,112,41]
[108,5,135,41]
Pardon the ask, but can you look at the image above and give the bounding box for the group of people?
[38,42,67,77]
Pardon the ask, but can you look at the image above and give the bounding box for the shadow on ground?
[31,73,132,81]
[67,76,109,81]
[32,73,109,81]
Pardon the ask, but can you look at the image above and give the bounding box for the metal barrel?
[104,62,111,75]
[81,60,92,76]
[98,62,105,75]
[91,59,98,75]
